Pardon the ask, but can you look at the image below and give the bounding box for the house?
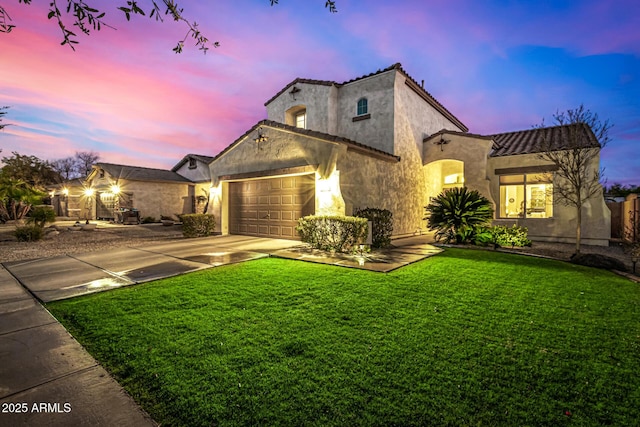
[51,155,214,221]
[205,63,610,245]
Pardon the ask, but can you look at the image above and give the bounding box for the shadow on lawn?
[434,246,607,275]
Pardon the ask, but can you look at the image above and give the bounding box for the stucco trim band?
[494,165,559,175]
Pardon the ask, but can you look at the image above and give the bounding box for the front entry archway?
[424,159,465,202]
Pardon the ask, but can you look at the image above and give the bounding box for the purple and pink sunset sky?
[1,0,639,185]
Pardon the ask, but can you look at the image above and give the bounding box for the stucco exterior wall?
[174,160,211,183]
[335,71,396,154]
[488,153,611,246]
[265,83,336,134]
[209,127,335,181]
[337,150,416,235]
[423,134,494,204]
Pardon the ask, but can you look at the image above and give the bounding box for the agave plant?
[424,187,494,244]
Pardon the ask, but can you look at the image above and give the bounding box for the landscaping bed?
[47,250,640,426]
[0,221,185,263]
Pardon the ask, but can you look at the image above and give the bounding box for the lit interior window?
[295,111,306,129]
[499,174,552,218]
[443,173,464,186]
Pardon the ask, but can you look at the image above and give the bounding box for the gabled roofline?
[264,78,336,107]
[263,63,468,132]
[423,129,492,144]
[171,153,215,172]
[91,162,193,183]
[211,120,401,164]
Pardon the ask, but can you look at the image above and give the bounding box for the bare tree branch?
[535,104,612,253]
[3,1,338,53]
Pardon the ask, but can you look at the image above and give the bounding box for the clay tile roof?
[211,120,400,163]
[489,123,600,157]
[96,163,192,183]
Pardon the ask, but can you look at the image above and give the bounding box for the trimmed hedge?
[353,207,393,248]
[297,215,368,253]
[182,214,216,238]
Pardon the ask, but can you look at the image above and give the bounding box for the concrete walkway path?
[3,235,300,302]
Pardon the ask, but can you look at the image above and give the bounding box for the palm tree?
[424,187,494,243]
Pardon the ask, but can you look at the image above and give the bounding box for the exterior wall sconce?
[289,86,300,100]
[254,127,268,143]
[110,185,121,194]
[83,188,95,197]
[433,135,450,151]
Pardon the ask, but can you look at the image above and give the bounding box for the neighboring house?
[50,157,213,221]
[205,63,610,245]
[172,154,216,214]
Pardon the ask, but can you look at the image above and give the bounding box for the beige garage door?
[229,174,315,239]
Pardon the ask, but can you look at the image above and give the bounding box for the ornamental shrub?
[491,224,532,248]
[141,216,157,224]
[14,224,45,241]
[26,205,56,228]
[296,215,368,253]
[424,187,494,244]
[182,214,216,238]
[353,207,393,248]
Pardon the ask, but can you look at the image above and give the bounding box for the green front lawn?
[47,249,640,426]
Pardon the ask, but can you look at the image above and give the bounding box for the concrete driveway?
[2,235,300,302]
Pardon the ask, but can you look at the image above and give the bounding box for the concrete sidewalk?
[0,266,156,426]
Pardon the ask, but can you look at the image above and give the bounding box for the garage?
[229,174,315,239]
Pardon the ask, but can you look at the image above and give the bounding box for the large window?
[357,98,368,116]
[499,174,553,218]
[295,110,307,129]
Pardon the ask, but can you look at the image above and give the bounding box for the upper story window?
[285,105,307,129]
[188,158,197,169]
[295,110,307,129]
[357,98,368,116]
[499,174,553,219]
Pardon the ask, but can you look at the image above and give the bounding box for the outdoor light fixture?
[433,135,450,151]
[84,188,95,197]
[254,127,268,143]
[62,188,69,196]
[110,185,121,194]
[289,86,300,100]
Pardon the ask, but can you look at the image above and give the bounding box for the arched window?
[357,98,368,116]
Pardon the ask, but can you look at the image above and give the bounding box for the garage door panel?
[229,174,315,240]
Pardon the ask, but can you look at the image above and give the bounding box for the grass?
[47,249,640,426]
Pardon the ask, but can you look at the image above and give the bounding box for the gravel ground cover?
[0,221,186,263]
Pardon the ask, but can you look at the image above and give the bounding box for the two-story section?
[208,64,469,239]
